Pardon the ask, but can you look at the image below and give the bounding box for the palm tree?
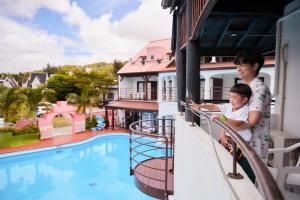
[0,87,29,122]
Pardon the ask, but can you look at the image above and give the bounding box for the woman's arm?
[214,110,261,131]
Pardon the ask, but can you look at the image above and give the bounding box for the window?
[137,81,145,92]
[107,93,114,99]
[150,55,155,60]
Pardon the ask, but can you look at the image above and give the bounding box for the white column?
[158,77,163,102]
[165,77,170,101]
[171,76,177,101]
[204,76,211,99]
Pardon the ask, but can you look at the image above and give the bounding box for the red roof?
[105,101,158,111]
[118,38,173,75]
[147,58,275,72]
[118,37,275,75]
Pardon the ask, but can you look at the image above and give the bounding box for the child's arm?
[190,101,220,111]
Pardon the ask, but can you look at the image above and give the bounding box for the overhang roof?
[105,101,158,111]
[159,58,275,73]
[165,0,294,56]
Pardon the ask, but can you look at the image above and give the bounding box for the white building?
[0,76,18,88]
[22,73,48,88]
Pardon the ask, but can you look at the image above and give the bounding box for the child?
[190,83,252,157]
[190,83,256,182]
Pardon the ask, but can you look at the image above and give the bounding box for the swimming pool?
[0,134,157,200]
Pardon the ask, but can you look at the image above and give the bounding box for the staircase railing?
[129,118,174,199]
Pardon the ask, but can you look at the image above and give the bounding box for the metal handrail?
[179,101,283,200]
[129,118,175,199]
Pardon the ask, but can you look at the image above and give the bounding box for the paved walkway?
[0,128,129,154]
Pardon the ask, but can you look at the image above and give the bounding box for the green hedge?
[0,125,39,136]
[85,116,97,130]
[0,125,40,148]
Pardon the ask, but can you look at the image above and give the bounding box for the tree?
[113,60,126,75]
[0,87,31,122]
[46,74,80,100]
[42,88,57,103]
[43,63,58,76]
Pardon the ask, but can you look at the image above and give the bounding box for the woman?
[233,50,272,160]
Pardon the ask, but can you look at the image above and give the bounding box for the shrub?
[85,116,97,130]
[0,125,39,136]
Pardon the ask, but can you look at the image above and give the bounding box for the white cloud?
[0,0,172,72]
[0,0,70,19]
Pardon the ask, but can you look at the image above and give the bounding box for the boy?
[190,83,256,182]
[190,83,252,156]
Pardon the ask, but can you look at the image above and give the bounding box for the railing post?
[227,141,243,179]
[170,119,174,174]
[129,130,133,176]
[164,136,169,199]
[162,116,166,135]
[190,112,195,126]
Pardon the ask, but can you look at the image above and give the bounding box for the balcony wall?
[174,115,262,200]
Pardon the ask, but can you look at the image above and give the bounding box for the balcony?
[119,88,157,101]
[161,87,177,102]
[129,102,284,200]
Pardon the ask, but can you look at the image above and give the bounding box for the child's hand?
[210,114,221,121]
[189,100,199,110]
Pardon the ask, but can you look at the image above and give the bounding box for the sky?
[0,0,172,73]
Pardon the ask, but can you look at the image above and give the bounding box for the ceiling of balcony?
[192,0,294,56]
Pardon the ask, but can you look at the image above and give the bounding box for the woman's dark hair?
[234,50,264,76]
[230,83,252,100]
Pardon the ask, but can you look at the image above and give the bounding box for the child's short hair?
[230,83,252,100]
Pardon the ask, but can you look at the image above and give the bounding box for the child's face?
[229,92,248,109]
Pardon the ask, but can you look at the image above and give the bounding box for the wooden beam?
[216,18,233,48]
[255,20,277,48]
[235,18,256,49]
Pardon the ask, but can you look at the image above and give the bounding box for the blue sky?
[0,0,171,72]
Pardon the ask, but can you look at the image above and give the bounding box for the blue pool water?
[0,134,157,200]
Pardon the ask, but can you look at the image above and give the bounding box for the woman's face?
[236,63,257,81]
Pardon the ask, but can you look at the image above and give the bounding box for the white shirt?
[218,103,251,142]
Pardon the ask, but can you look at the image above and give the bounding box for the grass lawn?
[53,116,72,128]
[0,132,39,148]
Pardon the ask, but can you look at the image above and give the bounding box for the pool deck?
[0,128,129,154]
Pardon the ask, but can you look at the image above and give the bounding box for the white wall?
[276,1,300,137]
[174,115,262,200]
[200,67,275,99]
[158,102,177,117]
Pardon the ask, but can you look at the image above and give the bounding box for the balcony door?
[137,81,157,100]
[150,82,157,100]
[212,78,223,100]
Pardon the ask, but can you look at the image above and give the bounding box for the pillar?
[171,76,177,101]
[204,76,211,99]
[105,108,108,128]
[112,109,115,130]
[186,0,200,121]
[175,9,186,110]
